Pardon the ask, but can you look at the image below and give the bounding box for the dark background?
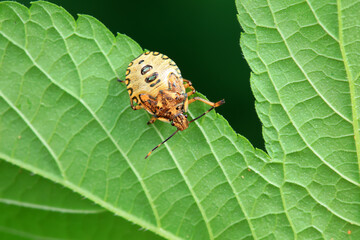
[17,0,264,150]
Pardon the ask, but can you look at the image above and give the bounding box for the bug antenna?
[189,106,215,124]
[145,129,180,159]
[189,99,225,124]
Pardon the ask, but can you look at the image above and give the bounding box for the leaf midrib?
[0,198,105,214]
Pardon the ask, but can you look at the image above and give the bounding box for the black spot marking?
[145,72,158,83]
[153,51,160,56]
[141,65,153,75]
[161,54,169,60]
[126,69,131,76]
[169,60,176,66]
[125,78,130,86]
[128,61,133,67]
[150,79,161,87]
[127,88,133,96]
[139,59,144,64]
[144,51,151,55]
[132,96,138,104]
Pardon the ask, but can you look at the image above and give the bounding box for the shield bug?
[118,51,225,158]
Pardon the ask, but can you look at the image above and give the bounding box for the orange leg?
[186,98,225,125]
[131,104,142,110]
[147,116,157,125]
[183,79,196,96]
[188,97,225,108]
[147,116,171,125]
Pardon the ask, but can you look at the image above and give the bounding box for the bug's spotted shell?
[120,51,225,159]
[125,51,183,105]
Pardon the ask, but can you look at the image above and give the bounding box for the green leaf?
[0,1,264,239]
[0,159,103,213]
[237,0,360,238]
[0,160,162,240]
[0,1,359,240]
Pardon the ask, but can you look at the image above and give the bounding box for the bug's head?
[171,113,188,131]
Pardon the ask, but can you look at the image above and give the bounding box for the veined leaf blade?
[237,0,360,238]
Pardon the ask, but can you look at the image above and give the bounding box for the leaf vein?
[150,123,214,239]
[187,110,258,239]
[0,31,162,229]
[0,91,66,179]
